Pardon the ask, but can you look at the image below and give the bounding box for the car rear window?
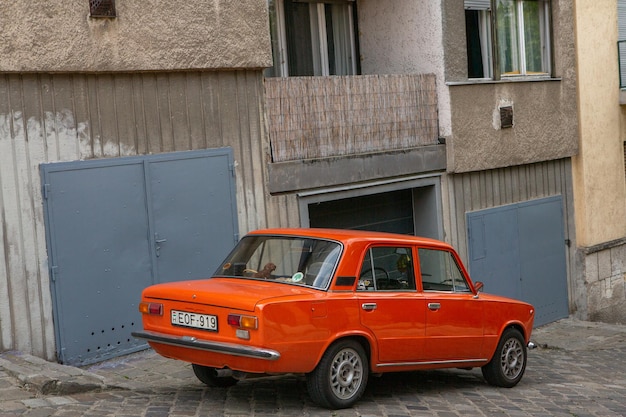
[215,235,342,290]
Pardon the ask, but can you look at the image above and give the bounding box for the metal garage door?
[41,149,238,365]
[467,196,568,326]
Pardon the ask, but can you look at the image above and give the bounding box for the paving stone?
[3,318,626,416]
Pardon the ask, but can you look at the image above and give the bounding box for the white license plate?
[171,310,218,331]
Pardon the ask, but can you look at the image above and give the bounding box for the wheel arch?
[503,321,529,342]
[313,332,376,373]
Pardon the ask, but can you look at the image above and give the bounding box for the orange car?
[133,228,535,409]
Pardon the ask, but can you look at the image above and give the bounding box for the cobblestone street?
[2,319,626,416]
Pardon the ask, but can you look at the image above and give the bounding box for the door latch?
[154,233,167,257]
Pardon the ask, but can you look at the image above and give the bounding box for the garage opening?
[300,176,442,239]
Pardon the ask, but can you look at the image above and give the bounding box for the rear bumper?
[132,330,281,361]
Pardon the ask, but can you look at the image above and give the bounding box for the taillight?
[139,302,163,316]
[227,314,258,330]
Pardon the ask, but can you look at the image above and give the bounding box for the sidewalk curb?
[0,351,109,395]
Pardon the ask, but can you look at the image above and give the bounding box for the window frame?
[417,247,471,293]
[357,246,416,292]
[266,0,359,77]
[465,0,553,81]
[465,2,494,80]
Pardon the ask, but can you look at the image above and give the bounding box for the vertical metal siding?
[0,70,269,360]
[444,159,574,283]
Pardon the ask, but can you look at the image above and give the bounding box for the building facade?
[2,0,617,364]
[0,0,274,363]
[573,0,626,323]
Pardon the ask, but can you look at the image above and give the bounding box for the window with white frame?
[266,0,359,77]
[465,0,551,79]
[465,1,493,79]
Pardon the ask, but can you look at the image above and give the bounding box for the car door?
[357,246,427,363]
[418,247,485,362]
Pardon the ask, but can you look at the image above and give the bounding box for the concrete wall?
[443,0,579,174]
[0,0,274,360]
[573,0,626,247]
[572,0,626,324]
[357,0,453,138]
[0,0,272,72]
[447,80,578,173]
[357,0,578,174]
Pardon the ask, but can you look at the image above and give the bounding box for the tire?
[192,364,238,388]
[306,339,369,409]
[481,327,527,388]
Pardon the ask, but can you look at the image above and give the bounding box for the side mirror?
[474,281,484,293]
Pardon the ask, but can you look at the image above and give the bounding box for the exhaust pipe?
[214,368,234,378]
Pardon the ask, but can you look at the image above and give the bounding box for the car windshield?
[215,235,342,290]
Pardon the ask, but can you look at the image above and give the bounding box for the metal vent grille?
[90,0,116,17]
[500,106,513,129]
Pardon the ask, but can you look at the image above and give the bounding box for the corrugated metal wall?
[443,158,576,304]
[0,70,272,359]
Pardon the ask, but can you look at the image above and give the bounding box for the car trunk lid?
[143,277,317,312]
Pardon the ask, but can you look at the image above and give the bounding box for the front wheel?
[481,327,527,388]
[306,339,369,409]
[192,364,238,388]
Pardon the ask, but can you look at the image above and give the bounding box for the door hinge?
[229,163,235,177]
[43,184,50,199]
[50,265,58,282]
[234,232,240,242]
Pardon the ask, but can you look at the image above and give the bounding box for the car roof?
[246,228,453,249]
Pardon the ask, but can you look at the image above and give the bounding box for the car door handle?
[361,303,377,311]
[428,302,441,311]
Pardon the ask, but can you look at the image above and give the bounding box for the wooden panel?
[265,74,439,162]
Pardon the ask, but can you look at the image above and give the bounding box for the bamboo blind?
[265,74,439,163]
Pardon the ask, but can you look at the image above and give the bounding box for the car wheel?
[306,339,369,409]
[481,327,527,388]
[192,364,238,388]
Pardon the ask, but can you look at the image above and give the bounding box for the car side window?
[357,247,416,291]
[418,248,470,292]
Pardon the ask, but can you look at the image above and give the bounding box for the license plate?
[171,310,218,331]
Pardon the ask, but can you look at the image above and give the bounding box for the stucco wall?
[443,0,578,174]
[447,80,578,173]
[357,0,453,138]
[0,1,272,72]
[573,0,626,247]
[570,0,626,324]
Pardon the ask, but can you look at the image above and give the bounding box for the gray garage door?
[41,149,238,365]
[467,196,568,326]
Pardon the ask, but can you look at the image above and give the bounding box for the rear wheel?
[481,327,527,388]
[192,364,238,388]
[306,339,369,409]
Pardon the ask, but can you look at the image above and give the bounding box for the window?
[418,248,470,292]
[266,0,359,77]
[465,2,493,79]
[217,235,341,289]
[465,0,551,79]
[357,247,415,291]
[619,0,626,88]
